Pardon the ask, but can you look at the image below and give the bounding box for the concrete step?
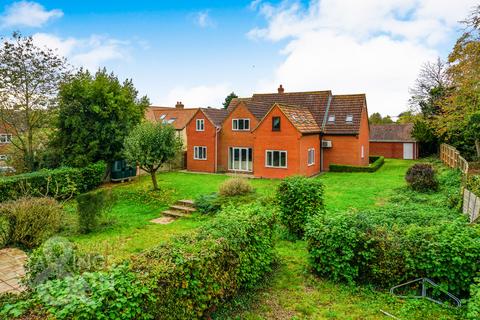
[177,199,195,207]
[170,205,196,213]
[162,210,189,218]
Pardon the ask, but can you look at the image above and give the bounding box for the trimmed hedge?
[277,176,325,237]
[329,156,384,172]
[0,162,106,202]
[131,204,276,319]
[305,209,480,297]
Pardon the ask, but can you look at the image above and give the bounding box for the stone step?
[170,205,196,213]
[177,199,195,207]
[162,210,189,218]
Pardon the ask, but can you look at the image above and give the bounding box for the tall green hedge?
[0,162,106,202]
[329,156,384,172]
[131,204,276,319]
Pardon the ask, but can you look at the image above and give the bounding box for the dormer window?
[232,119,250,131]
[346,115,353,123]
[328,115,335,123]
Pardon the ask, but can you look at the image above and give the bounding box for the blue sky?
[0,0,477,115]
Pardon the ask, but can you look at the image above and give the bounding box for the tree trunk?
[150,170,159,190]
[475,139,480,158]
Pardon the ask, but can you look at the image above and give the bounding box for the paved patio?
[0,247,27,294]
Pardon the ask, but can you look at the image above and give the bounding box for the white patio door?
[229,147,253,172]
[403,143,414,159]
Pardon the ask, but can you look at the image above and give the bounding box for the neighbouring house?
[369,123,419,159]
[145,101,198,148]
[0,125,13,166]
[185,85,370,178]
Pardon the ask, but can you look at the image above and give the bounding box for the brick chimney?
[175,101,184,109]
[278,84,285,94]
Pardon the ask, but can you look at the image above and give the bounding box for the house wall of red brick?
[299,134,321,177]
[370,141,419,159]
[218,102,258,172]
[186,110,217,173]
[322,105,369,170]
[253,106,303,179]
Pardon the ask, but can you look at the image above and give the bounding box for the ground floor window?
[194,146,207,160]
[265,150,287,168]
[228,147,252,171]
[308,148,315,166]
[0,155,6,161]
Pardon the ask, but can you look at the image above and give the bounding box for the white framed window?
[308,148,315,166]
[159,114,166,120]
[265,150,287,168]
[228,147,253,171]
[0,155,6,161]
[328,115,335,123]
[346,115,353,123]
[194,146,207,160]
[196,119,205,131]
[232,118,250,131]
[361,145,365,159]
[0,134,12,144]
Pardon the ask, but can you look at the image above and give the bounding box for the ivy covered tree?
[0,32,68,171]
[54,68,149,167]
[124,122,183,190]
[222,92,238,109]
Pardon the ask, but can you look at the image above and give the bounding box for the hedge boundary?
[0,162,106,202]
[329,156,384,173]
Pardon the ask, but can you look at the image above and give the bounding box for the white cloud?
[193,10,215,28]
[249,0,477,115]
[32,33,130,71]
[1,1,63,28]
[164,83,232,108]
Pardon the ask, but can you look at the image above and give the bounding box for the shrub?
[23,237,104,288]
[468,280,480,319]
[194,193,222,214]
[76,189,114,233]
[0,162,106,202]
[131,204,276,319]
[0,215,10,249]
[466,175,480,197]
[329,156,384,172]
[218,177,253,197]
[0,197,63,248]
[277,176,325,237]
[405,163,438,192]
[305,209,480,297]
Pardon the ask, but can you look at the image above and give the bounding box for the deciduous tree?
[222,92,238,109]
[124,122,183,190]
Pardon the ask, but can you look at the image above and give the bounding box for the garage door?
[403,143,413,159]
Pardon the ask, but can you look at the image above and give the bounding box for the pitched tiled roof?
[202,108,229,127]
[227,90,365,135]
[324,94,366,134]
[370,124,416,142]
[276,104,321,133]
[146,106,198,130]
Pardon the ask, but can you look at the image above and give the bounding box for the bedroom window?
[232,119,250,131]
[272,117,281,131]
[196,119,205,131]
[194,146,207,160]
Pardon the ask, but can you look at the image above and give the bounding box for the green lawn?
[61,159,463,319]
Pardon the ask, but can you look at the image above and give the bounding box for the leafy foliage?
[218,178,253,197]
[466,174,480,197]
[124,121,183,190]
[76,189,114,234]
[0,215,10,249]
[277,176,325,237]
[131,204,276,319]
[330,156,384,172]
[23,237,104,288]
[222,92,238,109]
[405,163,438,192]
[0,162,105,202]
[0,197,63,248]
[468,280,480,319]
[194,193,222,214]
[53,68,149,167]
[0,32,69,171]
[369,112,394,124]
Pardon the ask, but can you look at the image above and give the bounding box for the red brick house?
[185,86,370,178]
[370,124,418,159]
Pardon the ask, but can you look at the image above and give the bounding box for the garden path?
[0,247,27,294]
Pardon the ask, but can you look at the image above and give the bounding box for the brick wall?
[186,110,217,173]
[218,102,258,172]
[370,141,419,159]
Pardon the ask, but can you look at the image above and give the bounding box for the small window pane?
[346,115,353,123]
[238,119,244,130]
[328,115,335,122]
[272,117,281,131]
[233,120,238,130]
[244,119,250,130]
[280,152,286,167]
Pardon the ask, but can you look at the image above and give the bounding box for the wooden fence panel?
[463,189,480,223]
